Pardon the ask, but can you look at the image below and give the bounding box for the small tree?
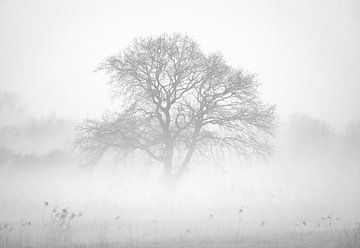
[75,33,275,182]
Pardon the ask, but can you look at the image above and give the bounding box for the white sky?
[0,0,359,130]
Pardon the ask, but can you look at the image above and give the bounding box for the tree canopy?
[75,33,276,181]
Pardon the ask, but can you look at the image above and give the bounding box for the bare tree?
[75,33,276,182]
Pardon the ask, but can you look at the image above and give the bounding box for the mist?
[1,91,360,246]
[1,1,360,247]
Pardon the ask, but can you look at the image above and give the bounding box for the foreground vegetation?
[1,202,359,248]
[1,229,360,248]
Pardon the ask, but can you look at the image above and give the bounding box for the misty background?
[1,0,360,243]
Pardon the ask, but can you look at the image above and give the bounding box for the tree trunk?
[163,160,172,184]
[162,140,174,184]
[173,144,196,181]
[173,123,201,181]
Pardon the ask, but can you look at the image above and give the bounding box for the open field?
[0,229,359,248]
[1,211,360,248]
[1,1,360,247]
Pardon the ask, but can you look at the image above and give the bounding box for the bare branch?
[75,33,276,181]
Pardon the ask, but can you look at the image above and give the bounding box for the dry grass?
[0,202,358,248]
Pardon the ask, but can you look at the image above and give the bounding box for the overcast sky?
[1,0,359,130]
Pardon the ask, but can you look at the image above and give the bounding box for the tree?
[282,113,335,160]
[75,33,275,182]
[343,120,360,161]
[286,113,334,146]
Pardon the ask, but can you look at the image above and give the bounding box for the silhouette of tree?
[343,120,360,161]
[75,33,275,181]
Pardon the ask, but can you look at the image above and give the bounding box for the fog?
[1,1,360,247]
[1,93,360,245]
